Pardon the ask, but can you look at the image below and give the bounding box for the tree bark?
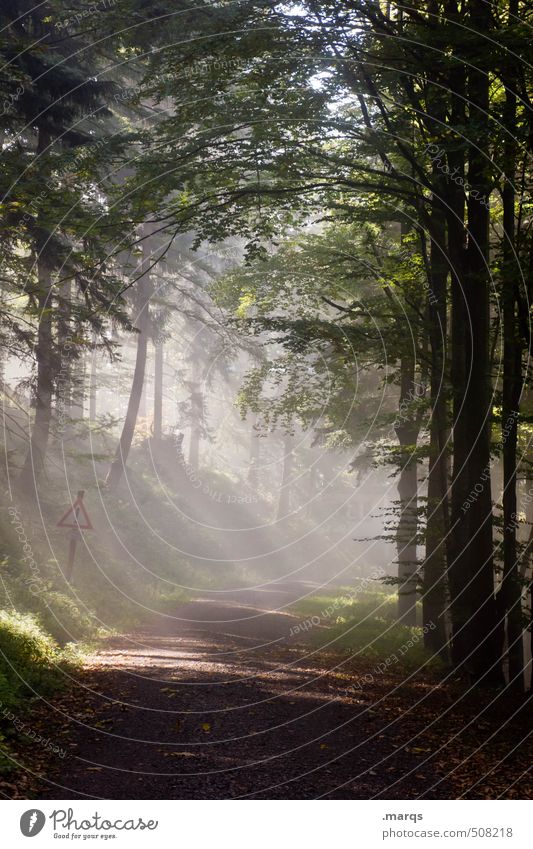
[248,413,260,489]
[421,56,451,655]
[57,279,73,426]
[277,432,294,520]
[106,230,152,491]
[89,333,97,421]
[154,341,163,441]
[395,355,420,625]
[423,190,450,657]
[19,252,54,492]
[445,10,473,671]
[188,320,204,472]
[70,345,85,422]
[457,0,503,685]
[500,6,524,689]
[19,130,54,492]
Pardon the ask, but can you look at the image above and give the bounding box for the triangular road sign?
[57,491,93,530]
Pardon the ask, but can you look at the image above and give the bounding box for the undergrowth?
[291,588,441,671]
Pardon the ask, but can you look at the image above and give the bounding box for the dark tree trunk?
[423,189,450,657]
[395,355,420,625]
[500,12,524,689]
[57,279,73,426]
[19,252,54,492]
[445,27,473,671]
[0,290,5,390]
[70,348,85,422]
[20,129,55,492]
[457,0,502,685]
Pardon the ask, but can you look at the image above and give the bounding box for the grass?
[292,587,399,624]
[0,610,74,772]
[291,587,442,671]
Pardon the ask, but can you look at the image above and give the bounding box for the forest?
[0,0,532,802]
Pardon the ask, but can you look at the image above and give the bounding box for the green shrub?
[0,611,64,710]
[36,592,98,645]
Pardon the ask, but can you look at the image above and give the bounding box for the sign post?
[56,490,93,582]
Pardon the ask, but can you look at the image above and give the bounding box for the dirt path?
[16,583,530,800]
[20,583,433,799]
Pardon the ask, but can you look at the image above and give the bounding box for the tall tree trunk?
[277,432,294,520]
[500,10,524,689]
[70,325,85,424]
[395,355,420,625]
[89,332,97,421]
[458,0,502,685]
[106,231,152,491]
[188,320,204,472]
[445,14,473,671]
[518,497,533,691]
[138,362,147,420]
[57,279,72,428]
[423,189,450,657]
[19,254,54,491]
[19,130,54,492]
[153,341,163,442]
[530,572,533,692]
[248,413,260,489]
[0,291,5,391]
[70,352,85,423]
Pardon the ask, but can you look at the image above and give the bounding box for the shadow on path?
[21,582,457,800]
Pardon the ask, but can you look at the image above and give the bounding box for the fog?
[3,234,399,612]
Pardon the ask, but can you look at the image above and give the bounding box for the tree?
[102,0,532,684]
[106,227,154,490]
[218,221,428,618]
[0,2,132,491]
